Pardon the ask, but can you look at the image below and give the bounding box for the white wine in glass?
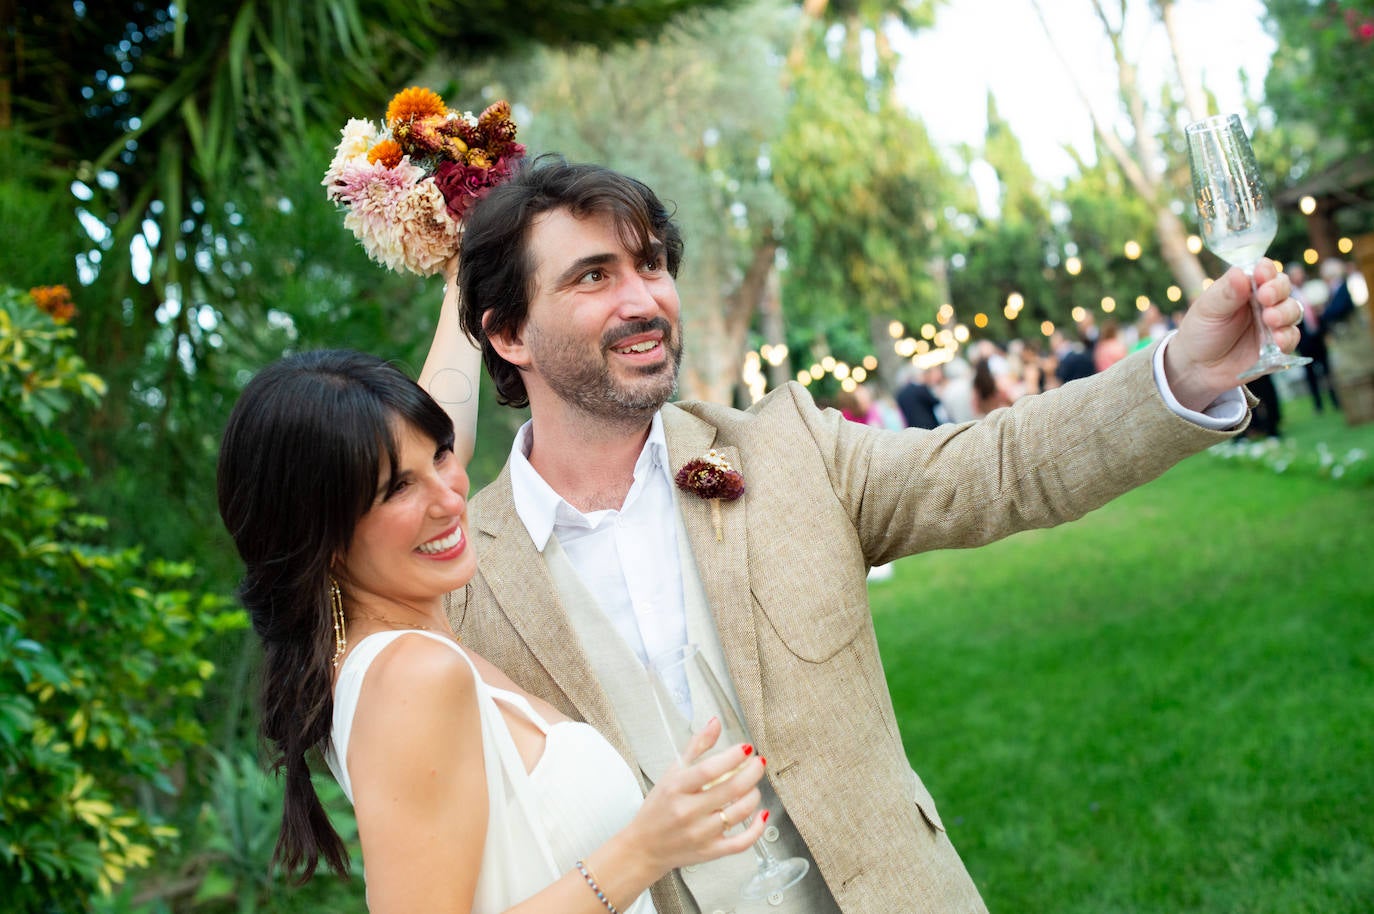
[648,643,809,902]
[1185,113,1309,383]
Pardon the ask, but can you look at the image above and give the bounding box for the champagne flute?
[647,643,809,901]
[1185,113,1310,383]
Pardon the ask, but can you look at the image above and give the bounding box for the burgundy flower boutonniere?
[675,449,745,542]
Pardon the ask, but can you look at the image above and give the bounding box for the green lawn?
[873,399,1374,913]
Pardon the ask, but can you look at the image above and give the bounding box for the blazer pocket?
[752,592,865,662]
[908,767,947,833]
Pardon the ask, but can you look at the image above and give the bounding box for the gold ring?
[718,808,730,833]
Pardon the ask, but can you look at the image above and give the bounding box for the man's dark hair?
[456,155,685,408]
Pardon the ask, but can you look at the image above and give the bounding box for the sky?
[892,0,1276,184]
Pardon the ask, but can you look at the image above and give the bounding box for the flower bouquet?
[323,87,526,276]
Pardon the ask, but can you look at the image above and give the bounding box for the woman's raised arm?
[419,255,482,465]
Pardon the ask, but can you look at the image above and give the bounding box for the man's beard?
[528,317,683,421]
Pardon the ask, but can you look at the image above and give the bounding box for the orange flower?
[386,86,447,128]
[367,138,404,168]
[29,285,77,324]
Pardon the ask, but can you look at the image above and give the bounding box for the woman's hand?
[620,717,768,882]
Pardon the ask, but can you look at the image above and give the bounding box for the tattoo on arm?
[425,368,476,405]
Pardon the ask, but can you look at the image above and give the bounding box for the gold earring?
[330,577,347,667]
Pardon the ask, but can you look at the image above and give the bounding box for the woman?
[216,348,766,913]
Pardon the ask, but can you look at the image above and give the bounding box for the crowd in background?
[827,258,1363,441]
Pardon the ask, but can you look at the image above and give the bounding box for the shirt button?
[767,891,785,906]
[763,825,780,842]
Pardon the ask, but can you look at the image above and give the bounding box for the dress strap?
[365,630,555,734]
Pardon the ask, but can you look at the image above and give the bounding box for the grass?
[871,397,1374,913]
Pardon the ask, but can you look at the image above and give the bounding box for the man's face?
[513,208,682,421]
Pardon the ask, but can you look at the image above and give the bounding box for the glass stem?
[743,814,778,866]
[1247,270,1282,357]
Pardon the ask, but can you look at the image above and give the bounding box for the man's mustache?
[602,318,674,350]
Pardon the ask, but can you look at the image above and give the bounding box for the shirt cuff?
[1152,331,1248,430]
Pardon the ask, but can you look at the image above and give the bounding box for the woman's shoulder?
[356,631,479,706]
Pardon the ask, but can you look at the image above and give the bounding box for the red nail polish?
[761,810,770,823]
[742,744,754,756]
[759,756,766,766]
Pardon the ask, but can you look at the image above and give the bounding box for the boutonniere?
[675,449,745,542]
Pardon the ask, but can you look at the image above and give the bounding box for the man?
[443,159,1300,914]
[1290,264,1340,413]
[895,365,945,429]
[1049,329,1095,386]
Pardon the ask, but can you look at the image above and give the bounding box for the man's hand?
[1163,261,1302,412]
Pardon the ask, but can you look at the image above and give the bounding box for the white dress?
[326,630,656,913]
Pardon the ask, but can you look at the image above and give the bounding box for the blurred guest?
[1246,373,1283,439]
[938,357,978,423]
[1291,264,1340,413]
[1093,319,1129,372]
[896,366,946,429]
[835,383,883,428]
[1051,330,1095,387]
[972,359,1013,417]
[1320,258,1356,329]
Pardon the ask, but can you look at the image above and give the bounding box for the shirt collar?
[508,411,672,552]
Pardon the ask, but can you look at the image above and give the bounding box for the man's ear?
[482,312,531,369]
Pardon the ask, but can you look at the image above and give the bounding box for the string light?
[1065,256,1082,276]
[1166,286,1182,303]
[1186,235,1203,254]
[1299,195,1317,215]
[1338,237,1354,254]
[1123,240,1142,260]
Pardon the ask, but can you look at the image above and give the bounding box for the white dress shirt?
[506,336,1244,662]
[509,412,687,666]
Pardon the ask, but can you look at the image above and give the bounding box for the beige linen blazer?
[448,345,1245,913]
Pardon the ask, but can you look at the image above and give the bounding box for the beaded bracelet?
[574,859,620,914]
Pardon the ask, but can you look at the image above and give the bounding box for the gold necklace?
[353,614,461,642]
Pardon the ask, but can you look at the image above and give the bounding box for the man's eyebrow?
[552,253,616,288]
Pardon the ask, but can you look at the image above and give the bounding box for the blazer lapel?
[661,404,767,749]
[471,469,633,760]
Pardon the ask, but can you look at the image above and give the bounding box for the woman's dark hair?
[216,349,453,881]
[457,154,685,408]
[972,359,999,402]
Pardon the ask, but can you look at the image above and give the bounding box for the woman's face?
[336,420,475,612]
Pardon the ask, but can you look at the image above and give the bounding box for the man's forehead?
[529,208,660,267]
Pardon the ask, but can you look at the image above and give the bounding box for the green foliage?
[1264,0,1374,165]
[0,286,243,910]
[773,43,950,351]
[94,752,364,913]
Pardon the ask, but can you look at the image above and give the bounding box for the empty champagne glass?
[1185,113,1310,383]
[648,643,809,901]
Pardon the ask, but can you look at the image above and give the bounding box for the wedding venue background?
[2,1,1372,911]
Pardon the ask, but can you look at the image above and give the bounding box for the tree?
[772,1,954,388]
[0,284,239,910]
[1029,0,1211,299]
[1263,0,1374,165]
